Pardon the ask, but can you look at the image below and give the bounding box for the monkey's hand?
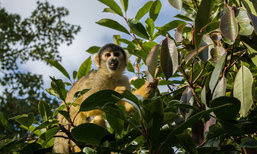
[114,86,127,94]
[133,79,158,99]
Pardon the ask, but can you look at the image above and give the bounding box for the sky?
[0,0,178,89]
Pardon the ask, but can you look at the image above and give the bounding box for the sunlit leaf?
[149,0,162,21]
[146,45,159,77]
[158,20,186,34]
[135,1,153,20]
[220,7,238,43]
[127,60,135,72]
[241,0,257,16]
[96,18,130,35]
[72,123,110,145]
[46,59,70,81]
[38,100,52,122]
[160,36,178,79]
[212,75,227,100]
[128,18,149,39]
[174,24,185,42]
[98,0,123,16]
[10,113,34,128]
[145,18,155,39]
[243,42,257,66]
[120,0,128,12]
[174,14,193,22]
[77,57,92,80]
[86,46,100,54]
[103,8,119,15]
[168,0,182,10]
[234,65,254,117]
[194,0,214,49]
[209,53,227,92]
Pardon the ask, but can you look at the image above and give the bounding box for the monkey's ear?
[93,53,100,68]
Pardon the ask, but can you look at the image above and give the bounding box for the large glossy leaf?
[210,46,226,63]
[98,0,123,16]
[79,90,121,112]
[149,0,161,21]
[40,127,59,142]
[72,123,110,145]
[194,0,214,49]
[50,77,67,101]
[209,53,227,93]
[128,18,149,39]
[96,19,130,35]
[184,44,210,64]
[135,1,153,20]
[180,87,194,115]
[10,113,34,128]
[77,57,92,80]
[210,96,240,120]
[146,45,159,77]
[160,37,178,79]
[236,8,254,35]
[38,100,52,122]
[220,7,238,43]
[46,59,70,81]
[120,0,128,12]
[168,0,182,10]
[234,65,254,117]
[212,75,227,100]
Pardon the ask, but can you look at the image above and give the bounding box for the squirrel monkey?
[54,43,155,153]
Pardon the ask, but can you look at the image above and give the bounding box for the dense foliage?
[0,1,80,137]
[1,0,257,153]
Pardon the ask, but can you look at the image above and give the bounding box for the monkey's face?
[100,50,126,73]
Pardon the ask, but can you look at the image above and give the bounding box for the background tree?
[1,0,257,153]
[0,1,80,137]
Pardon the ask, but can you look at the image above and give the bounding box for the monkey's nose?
[109,59,118,66]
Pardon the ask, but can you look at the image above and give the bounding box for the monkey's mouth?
[108,59,119,70]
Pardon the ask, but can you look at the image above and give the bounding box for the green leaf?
[176,133,197,154]
[135,1,153,20]
[240,139,257,148]
[212,75,227,100]
[0,113,11,130]
[220,7,238,43]
[184,44,210,64]
[40,127,59,142]
[103,8,119,15]
[58,110,71,123]
[10,113,34,128]
[96,18,130,35]
[174,24,185,42]
[241,0,257,16]
[194,0,214,49]
[149,0,162,21]
[168,0,182,10]
[146,45,159,77]
[34,120,59,131]
[72,70,77,80]
[80,90,122,112]
[209,53,227,92]
[50,77,67,101]
[77,57,92,80]
[71,123,110,145]
[127,61,134,73]
[210,96,240,120]
[38,100,52,122]
[128,18,149,39]
[243,42,257,66]
[174,14,193,22]
[248,12,257,34]
[160,103,232,149]
[98,0,123,16]
[113,35,121,45]
[145,18,155,39]
[46,59,70,81]
[160,36,178,79]
[234,65,254,117]
[105,105,124,135]
[86,46,100,54]
[157,20,186,36]
[120,0,128,12]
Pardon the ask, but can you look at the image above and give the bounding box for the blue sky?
[0,0,178,89]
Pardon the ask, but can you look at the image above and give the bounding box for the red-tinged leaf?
[220,7,238,43]
[174,24,185,42]
[146,45,160,77]
[160,37,178,79]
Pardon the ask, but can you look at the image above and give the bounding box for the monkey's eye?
[105,53,111,57]
[114,52,120,57]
